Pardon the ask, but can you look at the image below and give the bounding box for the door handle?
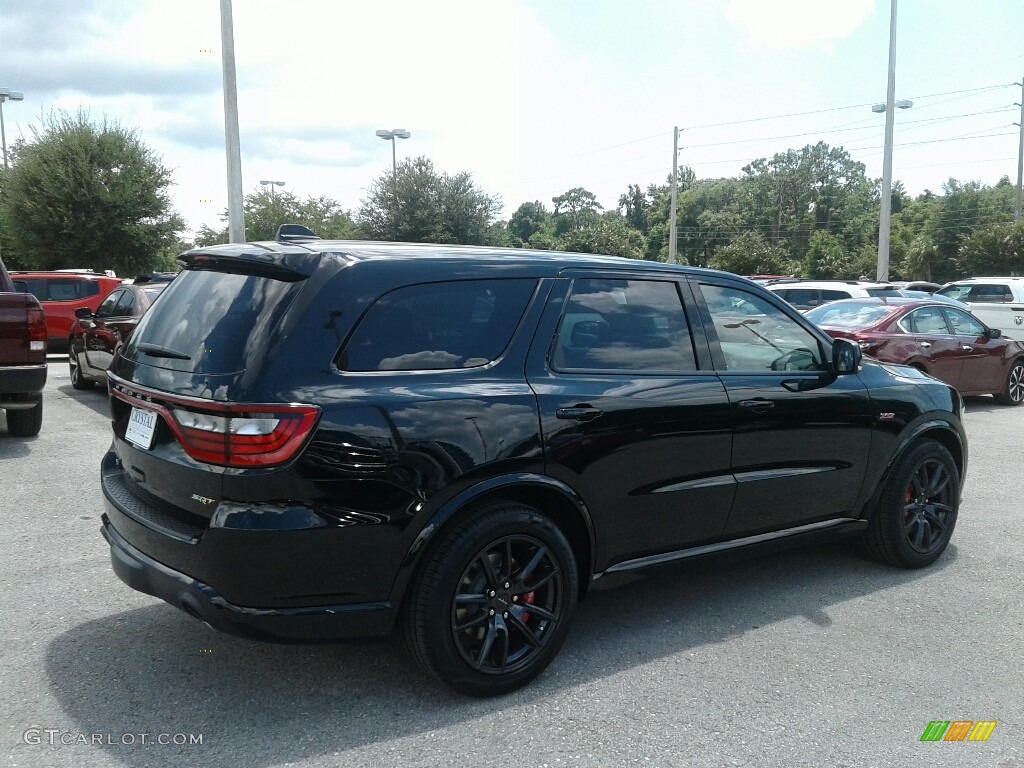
[555,406,603,421]
[920,342,932,348]
[738,399,774,412]
[961,345,973,351]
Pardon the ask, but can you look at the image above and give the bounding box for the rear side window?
[338,279,536,371]
[551,278,696,372]
[939,283,1013,303]
[47,279,81,301]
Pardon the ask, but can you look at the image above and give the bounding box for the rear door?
[526,271,734,571]
[692,277,873,537]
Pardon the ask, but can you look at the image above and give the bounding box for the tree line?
[1,111,1021,282]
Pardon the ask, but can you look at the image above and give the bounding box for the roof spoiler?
[275,224,321,243]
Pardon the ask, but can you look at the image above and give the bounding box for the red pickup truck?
[0,257,47,436]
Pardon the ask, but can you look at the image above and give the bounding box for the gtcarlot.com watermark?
[23,729,203,748]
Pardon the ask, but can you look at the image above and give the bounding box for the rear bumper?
[0,364,47,407]
[101,516,398,641]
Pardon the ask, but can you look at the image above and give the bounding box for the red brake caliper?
[521,587,535,623]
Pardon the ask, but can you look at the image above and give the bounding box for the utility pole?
[876,0,899,283]
[220,0,245,243]
[1015,76,1023,223]
[668,126,680,265]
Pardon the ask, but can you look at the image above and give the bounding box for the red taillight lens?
[27,307,47,355]
[168,406,320,468]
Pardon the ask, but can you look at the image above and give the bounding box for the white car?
[766,280,903,311]
[936,278,1024,341]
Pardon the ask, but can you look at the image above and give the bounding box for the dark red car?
[68,282,168,389]
[806,297,1024,405]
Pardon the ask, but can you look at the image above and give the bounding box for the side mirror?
[74,307,93,319]
[986,328,1001,339]
[832,337,862,375]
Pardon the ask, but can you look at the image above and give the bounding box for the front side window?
[95,291,122,319]
[942,307,985,337]
[339,279,536,372]
[700,284,825,372]
[551,278,696,372]
[114,291,136,316]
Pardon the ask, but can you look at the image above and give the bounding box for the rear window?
[806,301,897,328]
[338,279,536,371]
[864,288,902,298]
[126,270,303,373]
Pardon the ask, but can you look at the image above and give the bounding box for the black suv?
[100,234,967,696]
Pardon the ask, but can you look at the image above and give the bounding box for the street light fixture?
[375,128,411,177]
[259,180,285,199]
[0,88,25,171]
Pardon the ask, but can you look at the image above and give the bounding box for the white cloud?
[723,0,875,52]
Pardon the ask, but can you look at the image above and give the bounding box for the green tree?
[0,109,184,276]
[957,222,1024,276]
[553,212,645,260]
[551,187,602,234]
[357,156,501,245]
[708,231,796,276]
[507,200,551,244]
[194,188,360,246]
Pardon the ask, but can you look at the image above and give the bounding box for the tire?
[862,439,959,568]
[995,359,1024,406]
[6,400,43,437]
[69,347,95,390]
[401,502,579,697]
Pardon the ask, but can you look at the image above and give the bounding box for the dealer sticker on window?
[125,406,158,450]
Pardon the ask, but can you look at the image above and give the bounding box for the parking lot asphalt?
[1,358,1022,768]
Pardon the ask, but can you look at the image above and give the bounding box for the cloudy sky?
[2,0,1022,238]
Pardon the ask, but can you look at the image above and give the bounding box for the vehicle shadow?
[961,396,1010,414]
[0,415,37,453]
[42,541,954,767]
[55,383,110,419]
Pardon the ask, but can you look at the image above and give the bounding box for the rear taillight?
[109,380,319,468]
[27,307,47,354]
[168,407,319,467]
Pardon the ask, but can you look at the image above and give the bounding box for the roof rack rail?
[275,224,321,243]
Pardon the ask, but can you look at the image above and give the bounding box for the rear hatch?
[107,247,322,525]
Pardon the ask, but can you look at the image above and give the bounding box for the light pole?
[259,180,285,199]
[0,88,25,171]
[219,0,245,242]
[873,0,912,283]
[375,129,411,177]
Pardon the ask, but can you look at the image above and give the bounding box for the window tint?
[81,280,100,298]
[968,284,1013,303]
[700,284,825,372]
[114,291,136,316]
[19,279,44,300]
[551,278,695,372]
[339,279,536,372]
[128,270,304,374]
[943,307,985,337]
[865,288,902,298]
[95,291,122,319]
[820,289,851,302]
[777,288,820,309]
[47,279,81,301]
[904,307,949,334]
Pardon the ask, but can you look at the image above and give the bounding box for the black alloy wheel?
[402,502,578,697]
[863,439,959,568]
[995,359,1024,406]
[451,534,562,675]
